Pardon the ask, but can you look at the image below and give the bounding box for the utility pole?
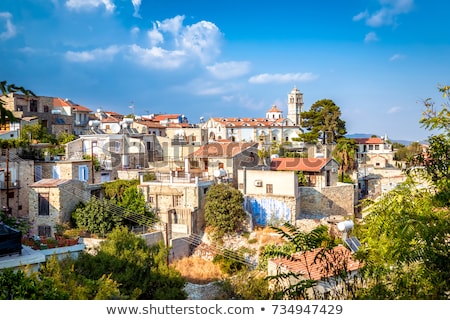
[91,140,95,184]
[5,148,9,211]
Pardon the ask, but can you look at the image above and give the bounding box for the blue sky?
[1,0,449,141]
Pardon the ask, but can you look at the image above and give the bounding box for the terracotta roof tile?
[354,137,384,144]
[270,157,330,172]
[269,245,362,281]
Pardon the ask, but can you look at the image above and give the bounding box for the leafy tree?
[356,180,450,299]
[0,80,36,125]
[57,131,77,145]
[296,99,347,144]
[118,187,155,227]
[394,141,423,162]
[333,137,356,181]
[356,85,450,299]
[72,197,122,236]
[103,179,155,227]
[74,226,187,299]
[18,122,56,146]
[204,183,247,239]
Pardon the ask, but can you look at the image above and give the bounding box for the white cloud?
[0,12,17,40]
[127,44,186,69]
[248,72,318,84]
[364,31,379,43]
[389,53,405,61]
[130,26,140,36]
[148,23,164,46]
[206,61,251,80]
[127,16,222,68]
[65,45,120,62]
[131,0,141,18]
[354,0,414,27]
[387,106,401,114]
[156,15,185,36]
[352,10,368,22]
[65,0,115,13]
[180,20,222,64]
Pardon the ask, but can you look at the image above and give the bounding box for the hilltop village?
[0,86,428,298]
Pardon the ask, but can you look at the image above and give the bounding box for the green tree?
[72,197,122,236]
[74,227,187,299]
[412,84,450,205]
[204,183,247,239]
[356,85,450,299]
[103,179,156,227]
[18,122,56,145]
[0,81,36,125]
[333,137,356,182]
[296,99,347,144]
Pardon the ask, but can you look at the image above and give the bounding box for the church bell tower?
[287,86,304,126]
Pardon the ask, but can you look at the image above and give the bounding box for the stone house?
[354,136,394,168]
[28,179,91,237]
[267,245,362,299]
[138,174,214,236]
[0,150,34,218]
[187,141,259,186]
[65,132,155,181]
[270,157,355,219]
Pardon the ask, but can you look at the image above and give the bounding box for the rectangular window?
[38,193,50,216]
[149,196,154,203]
[52,166,60,179]
[30,99,38,112]
[35,165,43,181]
[78,165,89,182]
[38,225,52,237]
[369,145,374,150]
[266,184,273,194]
[173,195,182,207]
[375,145,380,150]
[43,105,49,112]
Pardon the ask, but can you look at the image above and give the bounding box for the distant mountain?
[345,133,375,139]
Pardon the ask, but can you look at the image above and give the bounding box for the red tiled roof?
[102,117,120,123]
[135,120,166,128]
[153,114,181,121]
[190,141,257,158]
[354,137,383,144]
[53,97,92,112]
[270,157,330,172]
[267,104,282,113]
[269,245,362,281]
[53,97,72,107]
[71,104,92,112]
[211,117,293,128]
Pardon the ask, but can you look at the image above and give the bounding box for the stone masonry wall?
[299,183,355,218]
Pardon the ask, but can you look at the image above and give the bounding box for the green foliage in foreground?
[0,227,187,300]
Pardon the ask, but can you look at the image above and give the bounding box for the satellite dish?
[110,123,120,134]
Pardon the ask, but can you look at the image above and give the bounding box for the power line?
[9,151,257,267]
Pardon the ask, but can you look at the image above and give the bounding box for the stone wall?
[299,183,355,218]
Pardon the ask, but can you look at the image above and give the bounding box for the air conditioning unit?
[254,180,263,187]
